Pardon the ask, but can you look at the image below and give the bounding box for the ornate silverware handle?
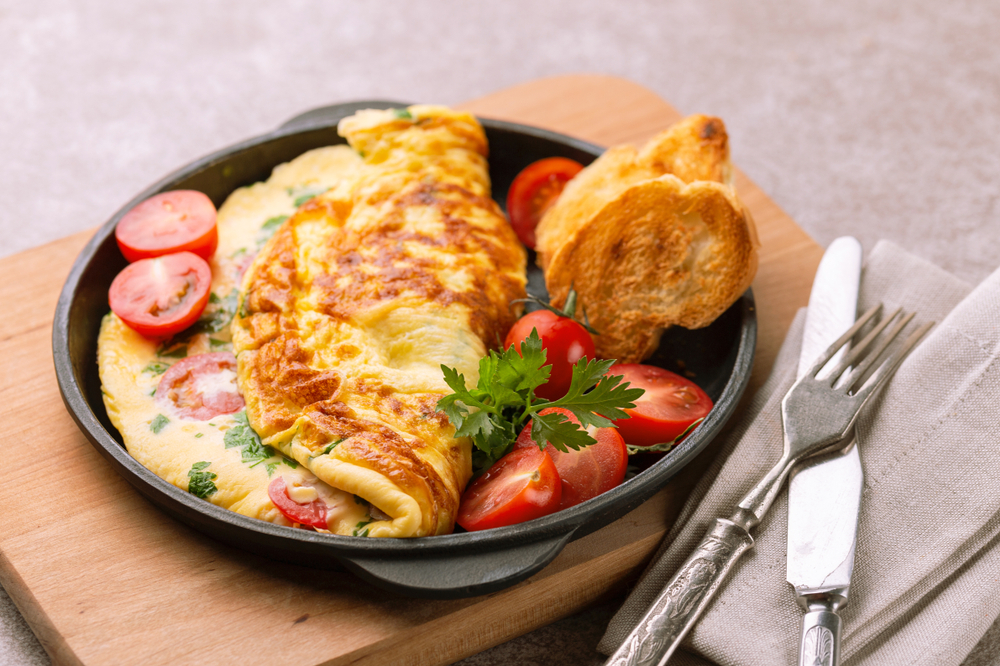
[605,518,755,666]
[798,604,842,666]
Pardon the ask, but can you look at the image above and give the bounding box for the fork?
[605,304,934,666]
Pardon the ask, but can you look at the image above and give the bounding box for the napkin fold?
[599,240,1000,666]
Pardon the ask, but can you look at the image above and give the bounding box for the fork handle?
[605,518,755,666]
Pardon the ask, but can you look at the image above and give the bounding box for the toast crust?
[536,115,758,363]
[535,114,732,269]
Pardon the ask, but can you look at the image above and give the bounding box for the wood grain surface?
[0,74,822,666]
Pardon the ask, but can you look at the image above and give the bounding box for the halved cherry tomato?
[505,309,595,401]
[156,352,244,421]
[608,365,713,447]
[115,190,218,262]
[109,251,212,338]
[506,157,584,248]
[267,477,329,529]
[456,446,561,531]
[514,408,627,509]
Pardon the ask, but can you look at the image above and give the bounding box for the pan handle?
[339,530,576,600]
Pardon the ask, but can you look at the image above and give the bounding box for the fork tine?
[806,303,883,379]
[830,306,903,375]
[852,320,935,404]
[838,310,914,390]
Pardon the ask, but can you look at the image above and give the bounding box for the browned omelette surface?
[232,106,527,537]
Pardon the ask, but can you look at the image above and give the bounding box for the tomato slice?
[506,157,584,248]
[109,251,212,338]
[156,352,244,421]
[514,408,627,508]
[116,190,218,262]
[456,446,561,531]
[609,365,714,447]
[267,477,329,529]
[504,309,595,401]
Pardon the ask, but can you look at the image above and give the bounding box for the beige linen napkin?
[599,240,1000,665]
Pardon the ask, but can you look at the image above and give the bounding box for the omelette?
[232,106,527,537]
[98,144,374,533]
[100,105,527,538]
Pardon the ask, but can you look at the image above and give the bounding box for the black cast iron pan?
[53,100,756,599]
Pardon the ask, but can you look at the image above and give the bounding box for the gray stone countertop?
[2,2,998,665]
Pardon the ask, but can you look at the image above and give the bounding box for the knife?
[787,236,863,666]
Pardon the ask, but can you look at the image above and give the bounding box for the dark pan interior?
[53,101,756,599]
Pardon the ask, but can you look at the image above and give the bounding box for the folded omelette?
[99,105,526,538]
[232,106,527,537]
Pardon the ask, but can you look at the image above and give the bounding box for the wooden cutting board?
[0,74,822,666]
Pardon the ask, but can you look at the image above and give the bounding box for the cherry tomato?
[109,251,212,338]
[456,446,561,531]
[506,157,584,248]
[608,365,714,447]
[267,477,329,529]
[156,352,244,421]
[514,408,627,509]
[505,309,595,401]
[115,190,218,262]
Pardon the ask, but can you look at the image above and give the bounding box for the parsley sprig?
[437,330,644,473]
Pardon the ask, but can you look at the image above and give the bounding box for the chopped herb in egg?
[322,438,345,455]
[193,289,240,334]
[287,186,328,208]
[353,520,374,537]
[187,461,218,498]
[257,215,288,246]
[224,411,273,466]
[238,292,251,318]
[208,338,230,351]
[158,343,188,359]
[392,108,413,120]
[150,414,170,434]
[142,361,170,375]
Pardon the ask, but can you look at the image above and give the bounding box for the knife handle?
[798,605,842,666]
[605,518,754,666]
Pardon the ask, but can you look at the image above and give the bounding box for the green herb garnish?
[187,461,218,498]
[257,215,288,246]
[322,438,344,455]
[142,361,170,375]
[150,414,170,434]
[224,411,298,472]
[194,432,204,439]
[437,330,643,473]
[353,520,374,537]
[224,410,273,466]
[196,289,240,334]
[157,343,188,359]
[238,292,251,319]
[287,186,328,208]
[392,108,413,120]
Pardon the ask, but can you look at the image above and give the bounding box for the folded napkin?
[599,240,1000,666]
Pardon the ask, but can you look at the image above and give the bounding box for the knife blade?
[787,236,863,666]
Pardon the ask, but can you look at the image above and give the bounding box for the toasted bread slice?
[545,175,758,363]
[535,114,731,269]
